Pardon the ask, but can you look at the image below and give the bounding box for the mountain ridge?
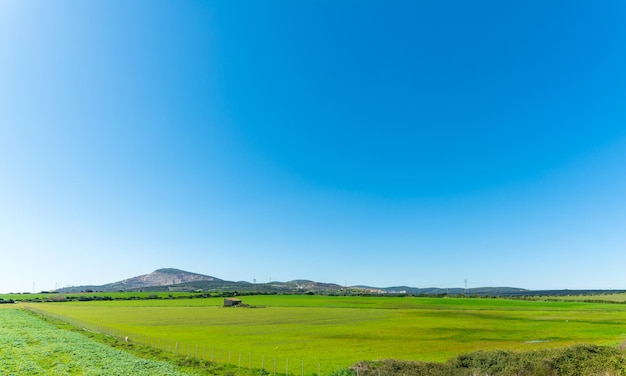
[56,268,530,295]
[58,268,219,293]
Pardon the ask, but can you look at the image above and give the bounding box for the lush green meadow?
[22,295,626,374]
[0,308,196,375]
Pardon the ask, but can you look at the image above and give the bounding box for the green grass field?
[21,295,626,374]
[0,308,196,375]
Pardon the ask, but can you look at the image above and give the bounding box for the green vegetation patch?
[353,345,626,376]
[530,293,626,304]
[0,291,209,302]
[0,308,196,375]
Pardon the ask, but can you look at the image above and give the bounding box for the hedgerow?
[351,345,626,376]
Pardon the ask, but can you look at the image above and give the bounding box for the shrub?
[352,345,626,376]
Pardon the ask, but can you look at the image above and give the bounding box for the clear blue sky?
[1,1,625,293]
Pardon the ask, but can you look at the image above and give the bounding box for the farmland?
[19,295,626,374]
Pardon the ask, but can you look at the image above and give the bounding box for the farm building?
[223,298,242,307]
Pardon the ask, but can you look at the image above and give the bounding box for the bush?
[351,345,626,376]
[543,345,626,375]
[351,359,449,376]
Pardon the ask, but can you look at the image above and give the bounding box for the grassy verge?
[0,308,196,375]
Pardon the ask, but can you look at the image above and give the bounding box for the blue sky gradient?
[1,1,626,293]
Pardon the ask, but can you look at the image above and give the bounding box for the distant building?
[223,298,242,307]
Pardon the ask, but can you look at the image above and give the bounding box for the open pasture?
[25,295,626,374]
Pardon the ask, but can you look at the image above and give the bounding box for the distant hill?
[56,268,531,296]
[132,278,350,294]
[57,268,220,293]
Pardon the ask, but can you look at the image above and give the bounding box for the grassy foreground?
[21,295,626,374]
[0,308,196,375]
